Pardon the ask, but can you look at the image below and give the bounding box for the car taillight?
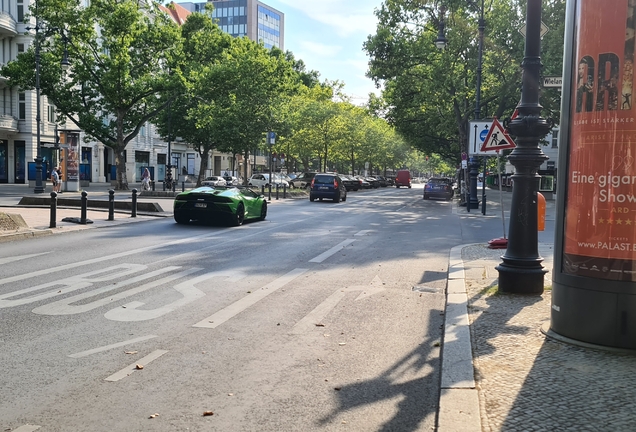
[334,180,338,188]
[425,184,430,190]
[311,179,315,187]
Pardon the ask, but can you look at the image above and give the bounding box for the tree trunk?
[243,150,249,184]
[116,153,128,190]
[350,150,355,175]
[197,147,210,187]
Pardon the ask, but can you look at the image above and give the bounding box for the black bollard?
[182,181,185,192]
[276,183,279,200]
[80,191,88,224]
[261,185,265,195]
[151,181,155,192]
[268,184,272,201]
[49,191,57,228]
[131,188,138,218]
[108,189,115,221]
[283,184,287,199]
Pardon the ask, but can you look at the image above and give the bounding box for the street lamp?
[495,0,549,294]
[28,9,70,193]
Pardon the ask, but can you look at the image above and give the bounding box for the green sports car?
[173,186,267,226]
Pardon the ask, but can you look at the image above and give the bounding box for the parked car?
[247,173,289,188]
[374,176,388,187]
[223,175,240,186]
[385,176,396,186]
[309,173,347,203]
[395,170,412,188]
[365,177,380,188]
[201,176,227,187]
[340,175,360,191]
[173,186,267,226]
[354,176,371,189]
[289,172,316,188]
[423,178,454,200]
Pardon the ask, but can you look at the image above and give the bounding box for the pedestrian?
[51,167,59,192]
[142,167,151,191]
[56,167,63,193]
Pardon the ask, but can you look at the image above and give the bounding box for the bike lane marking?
[0,252,50,265]
[308,239,356,263]
[69,335,158,358]
[104,270,246,322]
[104,349,168,382]
[12,425,41,432]
[192,268,308,329]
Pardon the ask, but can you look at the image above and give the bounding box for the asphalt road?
[0,185,539,431]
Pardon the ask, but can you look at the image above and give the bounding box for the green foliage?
[364,0,566,164]
[2,0,183,189]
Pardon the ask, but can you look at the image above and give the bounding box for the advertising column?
[552,0,636,349]
[64,132,80,192]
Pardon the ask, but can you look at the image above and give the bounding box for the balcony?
[0,12,17,37]
[0,115,18,133]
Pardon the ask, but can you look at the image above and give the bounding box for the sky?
[265,0,385,105]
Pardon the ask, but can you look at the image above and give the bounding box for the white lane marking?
[104,349,168,382]
[354,230,372,236]
[13,426,41,432]
[395,206,407,212]
[69,335,158,358]
[32,267,198,315]
[104,270,246,322]
[0,252,50,265]
[292,290,348,334]
[308,239,356,263]
[0,234,216,287]
[193,268,308,329]
[291,276,386,334]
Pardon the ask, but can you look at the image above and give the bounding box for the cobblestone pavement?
[462,243,636,431]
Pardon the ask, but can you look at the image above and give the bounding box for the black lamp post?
[495,0,549,294]
[30,11,70,194]
[435,1,483,210]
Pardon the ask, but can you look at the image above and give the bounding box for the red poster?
[564,0,636,280]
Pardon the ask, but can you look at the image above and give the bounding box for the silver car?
[202,176,227,187]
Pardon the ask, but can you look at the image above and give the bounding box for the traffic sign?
[542,76,563,88]
[480,118,516,152]
[519,21,549,39]
[267,131,276,145]
[469,120,493,156]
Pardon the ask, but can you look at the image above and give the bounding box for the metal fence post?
[275,184,279,200]
[283,184,287,198]
[182,181,185,192]
[108,189,115,221]
[49,191,57,228]
[268,184,272,201]
[131,188,138,218]
[80,191,88,224]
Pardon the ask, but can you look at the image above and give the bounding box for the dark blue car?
[309,173,347,203]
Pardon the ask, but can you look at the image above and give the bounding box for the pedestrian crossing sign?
[480,118,516,152]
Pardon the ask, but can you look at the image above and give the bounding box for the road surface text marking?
[308,239,356,263]
[69,335,158,358]
[354,230,372,236]
[292,276,386,334]
[104,270,246,321]
[0,252,50,266]
[193,268,308,329]
[104,349,168,382]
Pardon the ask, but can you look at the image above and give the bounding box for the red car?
[395,170,411,188]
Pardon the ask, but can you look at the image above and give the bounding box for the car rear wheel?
[334,194,340,203]
[231,204,245,226]
[342,192,347,202]
[309,195,315,202]
[259,201,268,220]
[423,194,429,200]
[174,212,190,224]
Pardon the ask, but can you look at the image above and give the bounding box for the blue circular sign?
[479,128,489,142]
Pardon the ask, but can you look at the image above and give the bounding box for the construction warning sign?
[480,118,516,152]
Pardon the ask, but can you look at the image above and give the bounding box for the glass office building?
[179,0,284,50]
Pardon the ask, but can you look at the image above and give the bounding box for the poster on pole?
[562,0,636,281]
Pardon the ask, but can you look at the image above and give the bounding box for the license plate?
[319,186,329,190]
[194,203,207,208]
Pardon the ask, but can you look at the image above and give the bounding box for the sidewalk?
[440,245,636,428]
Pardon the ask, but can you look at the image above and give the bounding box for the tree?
[364,0,566,164]
[1,0,182,189]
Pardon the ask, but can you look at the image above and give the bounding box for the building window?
[551,130,559,148]
[17,43,25,53]
[18,93,25,120]
[48,105,55,122]
[17,1,24,22]
[140,125,146,137]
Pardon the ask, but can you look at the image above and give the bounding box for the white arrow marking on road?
[69,335,158,358]
[32,267,197,315]
[104,349,168,382]
[309,239,356,263]
[104,270,246,322]
[193,268,308,329]
[0,252,50,265]
[291,275,386,334]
